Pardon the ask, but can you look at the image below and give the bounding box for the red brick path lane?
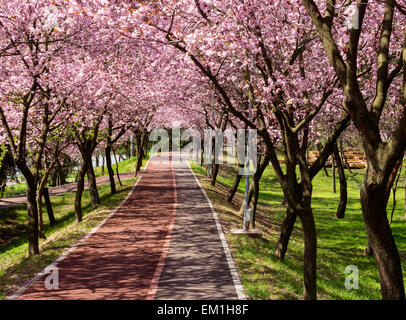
[17,155,175,300]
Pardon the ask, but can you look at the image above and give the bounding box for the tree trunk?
[227,163,244,203]
[142,132,148,158]
[74,160,89,223]
[211,160,219,186]
[15,154,41,256]
[135,133,143,176]
[101,152,105,176]
[389,165,402,225]
[323,166,329,177]
[333,143,347,219]
[275,205,298,260]
[106,146,116,194]
[113,148,123,187]
[26,179,39,256]
[281,196,287,206]
[384,157,403,209]
[37,195,46,240]
[169,130,173,152]
[210,135,218,186]
[298,207,317,300]
[364,242,374,256]
[339,141,353,173]
[135,153,143,175]
[44,188,55,226]
[275,182,303,260]
[365,156,403,255]
[200,139,204,167]
[361,168,405,299]
[87,160,100,208]
[200,141,204,166]
[251,173,260,229]
[332,155,336,193]
[37,164,56,239]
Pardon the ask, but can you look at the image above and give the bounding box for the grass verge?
[189,162,406,300]
[0,178,137,300]
[0,155,149,300]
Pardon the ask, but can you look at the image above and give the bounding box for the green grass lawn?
[190,162,406,300]
[0,156,148,299]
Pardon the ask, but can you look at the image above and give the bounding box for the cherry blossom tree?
[301,0,406,299]
[114,0,353,299]
[0,0,94,255]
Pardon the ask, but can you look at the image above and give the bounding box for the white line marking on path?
[186,160,248,300]
[7,166,147,300]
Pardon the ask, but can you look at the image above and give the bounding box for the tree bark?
[384,157,403,209]
[87,160,100,208]
[389,165,402,225]
[361,166,405,299]
[365,156,403,255]
[210,134,218,186]
[14,159,40,256]
[323,166,329,177]
[200,140,204,166]
[333,143,347,219]
[298,207,317,300]
[275,205,298,260]
[75,159,89,223]
[101,151,105,176]
[227,163,244,203]
[251,175,260,229]
[135,132,144,176]
[37,198,46,240]
[332,155,336,193]
[105,145,116,194]
[364,242,374,256]
[37,191,46,240]
[26,178,39,256]
[44,188,55,226]
[211,160,219,186]
[37,162,57,238]
[339,141,353,173]
[142,132,148,158]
